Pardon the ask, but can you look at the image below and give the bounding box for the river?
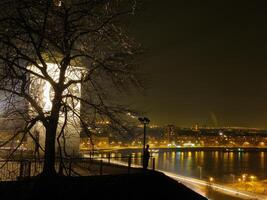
[111,148,267,200]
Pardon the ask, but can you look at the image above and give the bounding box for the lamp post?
[209,177,214,182]
[198,166,202,179]
[250,175,256,192]
[138,117,150,159]
[230,174,235,184]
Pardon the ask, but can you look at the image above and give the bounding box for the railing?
[0,159,54,181]
[0,155,156,181]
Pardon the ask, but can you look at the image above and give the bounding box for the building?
[164,124,176,143]
[80,136,109,150]
[28,63,81,156]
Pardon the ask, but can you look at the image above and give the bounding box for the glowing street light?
[138,117,150,164]
[250,175,256,192]
[250,175,256,182]
[242,174,247,181]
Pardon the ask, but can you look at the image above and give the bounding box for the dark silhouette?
[143,144,150,170]
[0,1,142,176]
[34,130,40,158]
[0,172,208,200]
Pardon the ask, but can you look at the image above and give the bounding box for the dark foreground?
[0,171,207,200]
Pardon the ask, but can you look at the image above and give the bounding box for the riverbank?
[105,148,267,199]
[83,146,267,153]
[0,171,207,200]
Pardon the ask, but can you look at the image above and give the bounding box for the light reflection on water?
[108,149,267,200]
[117,149,267,183]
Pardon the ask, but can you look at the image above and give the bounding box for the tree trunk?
[42,123,58,176]
[42,92,62,176]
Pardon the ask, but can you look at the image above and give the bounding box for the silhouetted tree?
[0,0,143,176]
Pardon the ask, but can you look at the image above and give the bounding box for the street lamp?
[250,175,255,182]
[208,177,214,188]
[242,174,247,181]
[242,174,248,191]
[209,177,214,182]
[230,174,235,184]
[138,117,150,159]
[250,175,256,192]
[198,166,202,179]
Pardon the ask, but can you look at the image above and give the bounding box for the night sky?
[127,0,267,128]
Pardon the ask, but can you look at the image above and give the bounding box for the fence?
[0,155,156,181]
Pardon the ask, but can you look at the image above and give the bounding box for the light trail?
[160,171,267,200]
[97,157,267,200]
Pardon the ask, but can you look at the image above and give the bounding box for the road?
[105,158,267,200]
[157,171,267,200]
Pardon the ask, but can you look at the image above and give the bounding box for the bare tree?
[0,0,143,176]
